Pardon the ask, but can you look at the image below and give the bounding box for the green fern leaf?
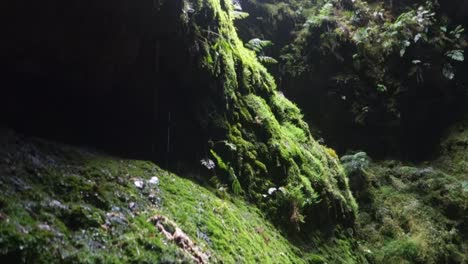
[446,50,464,62]
[258,56,278,64]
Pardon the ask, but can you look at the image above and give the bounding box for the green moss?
[0,135,311,263]
[376,238,421,264]
[350,157,468,264]
[181,0,358,230]
[159,170,305,263]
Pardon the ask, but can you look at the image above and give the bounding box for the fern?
[209,175,221,187]
[376,84,387,92]
[233,11,249,20]
[210,149,229,170]
[222,140,237,151]
[258,56,278,64]
[232,176,242,195]
[450,25,465,39]
[210,149,243,195]
[245,38,273,52]
[245,38,278,65]
[446,50,464,62]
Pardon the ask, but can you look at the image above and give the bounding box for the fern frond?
[232,176,242,195]
[233,11,249,20]
[446,50,464,62]
[246,38,273,52]
[258,56,278,64]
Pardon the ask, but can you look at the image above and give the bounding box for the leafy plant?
[445,50,465,62]
[245,38,278,64]
[281,0,467,131]
[377,84,387,92]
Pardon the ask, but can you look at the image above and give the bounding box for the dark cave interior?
[1,0,209,173]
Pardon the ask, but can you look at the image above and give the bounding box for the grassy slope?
[0,131,304,263]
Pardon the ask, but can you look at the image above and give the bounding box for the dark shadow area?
[282,67,467,162]
[0,0,208,173]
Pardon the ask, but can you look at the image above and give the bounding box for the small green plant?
[341,152,370,173]
[445,49,465,62]
[245,38,278,64]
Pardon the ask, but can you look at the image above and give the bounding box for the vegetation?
[245,38,279,65]
[1,0,467,263]
[236,0,467,157]
[182,0,357,230]
[345,156,468,263]
[281,0,466,126]
[0,132,306,263]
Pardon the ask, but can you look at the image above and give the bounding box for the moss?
[178,0,358,230]
[325,147,339,160]
[351,157,468,264]
[376,238,421,264]
[0,134,310,263]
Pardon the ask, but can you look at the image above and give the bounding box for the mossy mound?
[174,0,357,230]
[0,130,309,263]
[341,152,467,263]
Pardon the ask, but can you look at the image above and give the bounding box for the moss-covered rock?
[171,0,357,230]
[0,131,313,263]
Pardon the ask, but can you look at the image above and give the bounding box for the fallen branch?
[149,215,210,263]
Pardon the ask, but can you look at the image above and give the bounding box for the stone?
[134,179,144,189]
[148,176,159,186]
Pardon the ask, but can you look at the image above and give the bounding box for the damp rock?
[105,211,128,227]
[49,199,68,211]
[148,176,159,186]
[128,202,138,212]
[134,179,145,189]
[148,193,161,205]
[38,223,52,232]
